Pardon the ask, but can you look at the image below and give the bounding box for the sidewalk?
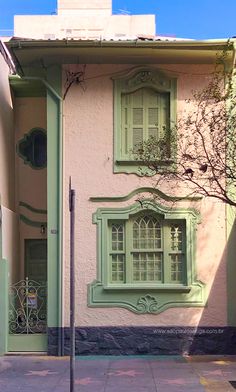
[1,355,236,392]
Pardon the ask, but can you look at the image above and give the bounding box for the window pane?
[170,224,183,251]
[34,132,47,167]
[133,128,143,152]
[133,252,162,282]
[18,129,47,169]
[133,216,161,249]
[148,108,158,126]
[132,89,144,106]
[170,254,183,283]
[148,127,158,139]
[133,108,143,125]
[112,224,124,251]
[112,254,125,283]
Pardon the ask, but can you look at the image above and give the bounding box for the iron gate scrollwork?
[9,277,47,334]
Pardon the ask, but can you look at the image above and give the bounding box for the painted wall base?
[48,326,236,356]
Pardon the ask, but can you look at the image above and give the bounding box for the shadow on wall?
[0,56,15,211]
[186,206,236,355]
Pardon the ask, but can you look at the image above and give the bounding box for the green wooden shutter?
[159,93,170,137]
[121,94,129,157]
[131,89,144,153]
[121,88,170,159]
[146,89,159,140]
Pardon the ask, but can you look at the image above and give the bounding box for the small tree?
[136,46,236,207]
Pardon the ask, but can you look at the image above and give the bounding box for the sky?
[1,0,236,40]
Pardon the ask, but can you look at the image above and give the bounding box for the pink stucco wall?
[63,64,227,327]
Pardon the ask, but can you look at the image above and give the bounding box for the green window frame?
[88,200,205,314]
[112,67,177,175]
[109,216,186,285]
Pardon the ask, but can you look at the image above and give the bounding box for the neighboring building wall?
[58,0,112,16]
[14,15,155,40]
[14,0,155,39]
[0,46,15,211]
[62,64,227,330]
[1,207,19,283]
[0,44,18,284]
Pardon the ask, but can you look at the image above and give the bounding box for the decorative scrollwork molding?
[127,70,171,90]
[136,294,159,314]
[9,278,47,335]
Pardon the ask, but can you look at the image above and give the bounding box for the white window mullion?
[147,89,159,141]
[121,93,131,159]
[160,93,170,139]
[144,89,149,141]
[125,220,132,283]
[131,89,144,155]
[162,223,170,284]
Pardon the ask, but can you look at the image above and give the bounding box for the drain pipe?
[12,74,64,356]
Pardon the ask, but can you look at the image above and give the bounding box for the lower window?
[88,199,205,314]
[110,216,185,285]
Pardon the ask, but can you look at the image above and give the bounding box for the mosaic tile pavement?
[0,355,236,391]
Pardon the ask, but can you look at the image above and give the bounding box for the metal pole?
[69,177,75,392]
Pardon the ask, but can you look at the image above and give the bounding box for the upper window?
[113,67,177,175]
[121,88,170,156]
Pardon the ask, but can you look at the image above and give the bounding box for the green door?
[8,239,47,352]
[25,239,47,284]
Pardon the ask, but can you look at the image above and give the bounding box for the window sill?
[116,158,174,164]
[114,159,175,176]
[103,284,191,292]
[88,280,206,314]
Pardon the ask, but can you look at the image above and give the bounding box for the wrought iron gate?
[9,277,47,335]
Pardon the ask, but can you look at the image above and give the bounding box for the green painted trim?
[16,127,47,170]
[0,202,9,355]
[88,281,205,314]
[88,199,205,314]
[9,75,46,97]
[0,259,9,355]
[8,334,47,352]
[19,201,47,215]
[19,214,47,228]
[90,187,202,203]
[58,96,64,353]
[0,197,2,260]
[112,67,177,175]
[46,65,63,350]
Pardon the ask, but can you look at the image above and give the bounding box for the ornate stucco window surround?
[112,67,177,175]
[88,200,205,314]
